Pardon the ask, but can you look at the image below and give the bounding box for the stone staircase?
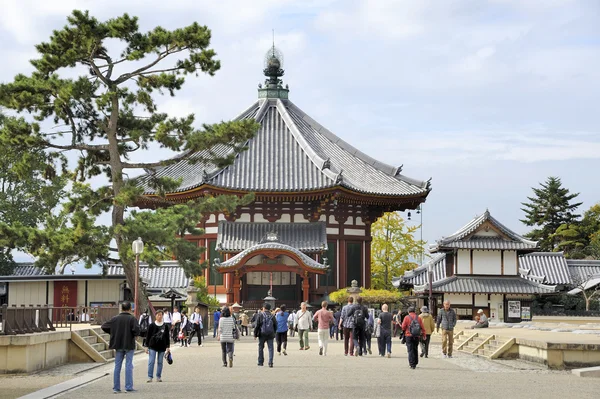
[71,328,145,363]
[455,331,516,359]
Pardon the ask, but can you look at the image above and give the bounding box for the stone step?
[91,342,106,352]
[99,334,110,342]
[82,335,97,345]
[100,349,115,360]
[76,329,91,337]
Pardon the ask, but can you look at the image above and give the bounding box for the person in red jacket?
[401,306,427,369]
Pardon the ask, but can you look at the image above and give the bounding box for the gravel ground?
[46,333,600,399]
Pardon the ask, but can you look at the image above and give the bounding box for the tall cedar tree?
[370,212,426,290]
[0,11,258,308]
[520,177,582,251]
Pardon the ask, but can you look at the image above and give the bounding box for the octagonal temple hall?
[137,46,431,307]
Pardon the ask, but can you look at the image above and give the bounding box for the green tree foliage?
[0,11,259,308]
[550,203,600,259]
[521,177,582,251]
[370,212,426,290]
[193,276,220,310]
[0,114,67,274]
[329,288,404,305]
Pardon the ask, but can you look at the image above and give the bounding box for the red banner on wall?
[54,281,78,308]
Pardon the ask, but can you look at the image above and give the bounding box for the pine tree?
[0,11,259,309]
[520,177,582,251]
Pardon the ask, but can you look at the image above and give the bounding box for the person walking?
[101,301,140,394]
[217,306,236,368]
[213,308,221,338]
[436,300,457,358]
[339,297,355,356]
[179,311,189,347]
[294,302,312,350]
[275,305,289,356]
[144,309,170,383]
[139,309,152,346]
[419,306,435,358]
[401,306,426,369]
[313,301,335,356]
[163,308,172,336]
[377,304,393,358]
[171,306,182,343]
[287,309,296,337]
[349,297,369,356]
[240,311,250,336]
[333,308,342,341]
[365,310,374,355]
[254,303,277,367]
[188,306,203,346]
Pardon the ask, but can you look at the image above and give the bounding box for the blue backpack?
[260,312,275,336]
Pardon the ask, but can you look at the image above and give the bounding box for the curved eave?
[215,242,327,273]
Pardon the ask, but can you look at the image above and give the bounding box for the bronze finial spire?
[258,31,289,99]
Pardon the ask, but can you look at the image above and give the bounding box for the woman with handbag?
[144,310,170,383]
[217,306,236,368]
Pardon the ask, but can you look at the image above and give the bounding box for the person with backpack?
[313,300,335,356]
[349,296,369,356]
[419,306,435,358]
[401,306,427,369]
[188,306,203,346]
[275,305,289,356]
[339,297,355,356]
[217,306,236,368]
[294,302,312,350]
[144,309,170,383]
[254,302,278,367]
[139,310,152,346]
[365,309,374,355]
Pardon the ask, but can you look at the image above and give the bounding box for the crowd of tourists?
[100,298,458,393]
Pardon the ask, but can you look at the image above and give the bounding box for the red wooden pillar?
[225,273,234,304]
[232,273,241,305]
[302,272,310,303]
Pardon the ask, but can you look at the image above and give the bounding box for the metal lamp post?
[428,260,433,313]
[132,237,144,318]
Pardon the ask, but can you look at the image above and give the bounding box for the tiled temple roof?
[414,275,557,294]
[106,261,189,290]
[216,221,327,253]
[519,252,572,285]
[392,253,446,288]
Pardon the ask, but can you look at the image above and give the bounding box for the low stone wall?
[0,331,72,374]
[511,339,600,369]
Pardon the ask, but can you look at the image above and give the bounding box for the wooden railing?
[0,304,121,335]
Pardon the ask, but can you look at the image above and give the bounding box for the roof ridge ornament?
[335,169,344,185]
[258,33,289,100]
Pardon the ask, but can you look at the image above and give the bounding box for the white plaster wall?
[457,250,470,274]
[237,214,251,223]
[319,214,326,222]
[504,251,517,275]
[87,280,122,305]
[355,217,364,226]
[216,294,227,304]
[473,250,501,275]
[444,293,472,305]
[328,215,338,225]
[473,230,499,237]
[294,215,308,223]
[207,215,216,223]
[281,255,298,266]
[204,227,218,234]
[8,282,47,306]
[326,227,339,235]
[254,214,268,223]
[474,294,488,307]
[77,281,86,305]
[218,214,226,221]
[345,229,366,236]
[490,294,504,321]
[279,214,291,223]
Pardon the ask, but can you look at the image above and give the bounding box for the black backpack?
[140,315,150,336]
[260,312,275,336]
[408,314,422,337]
[354,306,365,328]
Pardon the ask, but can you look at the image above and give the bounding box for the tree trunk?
[106,92,147,313]
[585,297,590,312]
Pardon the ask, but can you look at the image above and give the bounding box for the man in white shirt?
[294,302,312,350]
[171,307,182,342]
[188,307,203,346]
[287,310,297,337]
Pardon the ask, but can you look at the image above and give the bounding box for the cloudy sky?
[2,0,599,265]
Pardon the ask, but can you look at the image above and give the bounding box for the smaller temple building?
[393,210,561,323]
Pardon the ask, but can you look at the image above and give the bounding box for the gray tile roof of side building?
[414,275,557,294]
[430,210,538,251]
[216,221,327,253]
[519,252,572,285]
[138,98,430,197]
[391,253,446,288]
[8,263,48,276]
[106,261,189,290]
[567,259,600,283]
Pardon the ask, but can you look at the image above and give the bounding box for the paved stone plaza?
[27,332,596,399]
